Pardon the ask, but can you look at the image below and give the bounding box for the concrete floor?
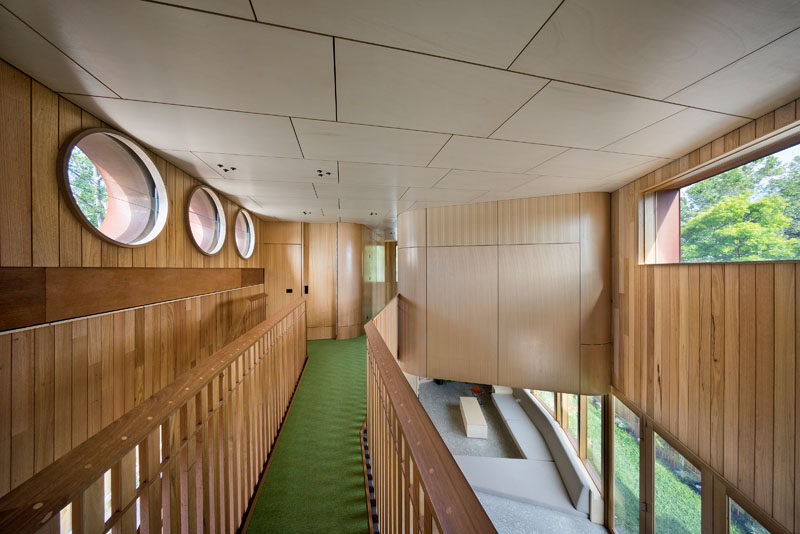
[418,379,521,459]
[418,379,608,534]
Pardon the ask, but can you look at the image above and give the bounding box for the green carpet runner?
[246,336,369,533]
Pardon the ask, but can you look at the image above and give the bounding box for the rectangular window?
[664,141,800,263]
[655,433,701,534]
[564,393,579,447]
[729,498,769,534]
[613,398,640,534]
[586,395,602,482]
[533,390,556,415]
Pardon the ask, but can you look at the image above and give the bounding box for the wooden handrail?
[0,296,305,533]
[365,300,495,533]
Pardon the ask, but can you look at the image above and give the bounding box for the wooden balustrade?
[365,297,496,534]
[0,298,306,534]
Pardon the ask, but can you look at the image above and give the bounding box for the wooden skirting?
[0,267,264,331]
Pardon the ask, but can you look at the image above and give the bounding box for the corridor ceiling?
[2,0,800,236]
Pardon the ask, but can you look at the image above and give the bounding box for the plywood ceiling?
[1,0,798,237]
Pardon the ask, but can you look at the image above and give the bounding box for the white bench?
[459,396,488,439]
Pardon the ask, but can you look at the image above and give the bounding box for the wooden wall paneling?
[678,267,690,445]
[723,264,739,482]
[33,327,54,473]
[772,263,794,527]
[426,202,497,247]
[738,264,756,498]
[86,316,102,438]
[337,223,363,339]
[398,247,426,377]
[796,263,800,534]
[710,264,725,472]
[71,319,88,448]
[698,265,712,461]
[0,335,8,497]
[304,223,337,338]
[498,194,580,245]
[580,344,611,395]
[754,264,774,512]
[579,193,611,345]
[57,97,82,267]
[53,323,72,460]
[10,330,33,489]
[31,81,59,268]
[427,246,497,384]
[261,221,302,244]
[669,266,680,436]
[397,210,426,249]
[0,62,31,267]
[498,244,580,392]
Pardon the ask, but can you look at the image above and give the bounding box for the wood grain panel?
[610,97,800,532]
[398,247,426,377]
[498,194,580,245]
[337,223,363,338]
[262,244,302,317]
[303,223,337,333]
[427,246,497,384]
[260,221,301,245]
[581,344,611,394]
[397,209,426,248]
[579,193,612,345]
[426,202,497,246]
[1,58,261,273]
[0,61,31,267]
[498,244,580,392]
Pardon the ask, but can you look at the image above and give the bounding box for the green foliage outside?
[654,434,702,533]
[565,393,578,442]
[729,499,770,534]
[586,396,602,478]
[68,147,107,228]
[612,404,639,534]
[680,147,800,262]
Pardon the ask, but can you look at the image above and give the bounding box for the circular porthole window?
[187,186,226,255]
[234,209,255,259]
[59,128,168,246]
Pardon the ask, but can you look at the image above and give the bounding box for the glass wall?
[564,393,579,446]
[533,390,556,415]
[613,399,640,534]
[729,499,769,534]
[655,432,701,533]
[586,395,603,481]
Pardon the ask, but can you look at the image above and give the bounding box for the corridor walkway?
[246,337,370,533]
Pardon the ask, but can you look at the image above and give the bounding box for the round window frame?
[186,185,226,256]
[57,127,169,248]
[234,209,256,259]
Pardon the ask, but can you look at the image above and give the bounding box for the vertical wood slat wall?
[1,299,306,534]
[612,98,800,532]
[0,58,277,513]
[0,59,260,271]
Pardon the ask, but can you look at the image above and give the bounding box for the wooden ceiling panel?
[529,149,658,179]
[429,136,567,173]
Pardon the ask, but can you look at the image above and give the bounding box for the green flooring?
[246,336,370,533]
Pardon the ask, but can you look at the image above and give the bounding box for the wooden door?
[303,223,337,339]
[262,244,302,317]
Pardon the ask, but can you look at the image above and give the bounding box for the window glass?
[655,433,701,533]
[681,142,800,262]
[729,498,769,534]
[613,398,640,534]
[234,210,255,259]
[62,129,167,245]
[564,393,579,445]
[533,390,556,415]
[188,187,225,255]
[586,395,602,480]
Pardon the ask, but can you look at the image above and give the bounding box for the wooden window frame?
[640,123,800,265]
[608,388,789,534]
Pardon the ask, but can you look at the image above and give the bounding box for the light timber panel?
[0,59,261,270]
[303,223,337,337]
[0,283,265,499]
[611,97,800,532]
[337,223,363,338]
[0,299,307,534]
